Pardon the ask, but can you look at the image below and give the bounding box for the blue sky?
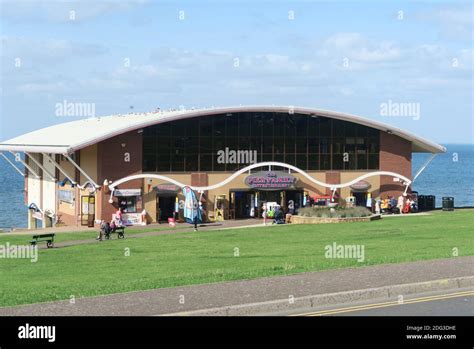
[1,0,472,144]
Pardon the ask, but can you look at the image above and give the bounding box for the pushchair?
[273,207,285,224]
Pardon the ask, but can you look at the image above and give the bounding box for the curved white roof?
[0,106,446,154]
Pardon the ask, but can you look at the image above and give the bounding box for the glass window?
[239,113,251,137]
[368,137,380,153]
[262,137,273,153]
[199,154,213,171]
[345,122,357,137]
[320,118,331,136]
[308,138,319,153]
[171,120,186,136]
[157,154,170,172]
[345,153,356,170]
[262,114,274,136]
[295,138,307,153]
[274,138,284,154]
[308,153,319,170]
[320,154,331,170]
[332,153,344,170]
[171,155,184,172]
[156,123,171,136]
[200,137,213,153]
[333,120,345,137]
[274,153,284,163]
[296,116,307,137]
[226,137,238,149]
[285,153,295,166]
[251,114,262,137]
[226,114,238,137]
[185,153,199,171]
[273,113,286,137]
[368,154,379,169]
[213,114,226,137]
[308,117,319,137]
[200,117,213,137]
[356,154,368,170]
[118,196,137,213]
[296,154,307,170]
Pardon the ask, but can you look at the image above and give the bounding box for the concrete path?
[0,256,472,316]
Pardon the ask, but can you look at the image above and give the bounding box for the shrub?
[297,206,371,218]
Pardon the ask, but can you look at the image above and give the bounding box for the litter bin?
[442,197,454,211]
[426,195,436,210]
[418,195,426,211]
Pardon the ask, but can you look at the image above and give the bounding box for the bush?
[297,206,371,218]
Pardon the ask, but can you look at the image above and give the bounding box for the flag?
[182,186,202,224]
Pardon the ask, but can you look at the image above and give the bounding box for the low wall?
[291,214,381,224]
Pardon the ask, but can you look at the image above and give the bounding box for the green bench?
[105,226,125,240]
[30,233,56,248]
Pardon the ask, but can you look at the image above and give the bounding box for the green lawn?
[0,225,190,245]
[0,210,473,307]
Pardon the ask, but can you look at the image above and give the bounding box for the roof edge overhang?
[0,106,447,154]
[0,145,70,154]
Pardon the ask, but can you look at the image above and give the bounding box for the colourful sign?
[245,171,297,190]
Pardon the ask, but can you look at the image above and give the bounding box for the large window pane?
[199,154,213,171]
[368,153,379,169]
[171,155,184,172]
[213,114,226,137]
[308,117,319,137]
[332,153,344,170]
[295,138,307,153]
[185,153,199,171]
[320,118,331,136]
[200,117,213,137]
[320,154,331,170]
[239,113,251,137]
[273,113,286,137]
[308,153,319,170]
[296,116,307,137]
[333,120,345,137]
[226,114,238,137]
[356,154,368,170]
[296,154,307,170]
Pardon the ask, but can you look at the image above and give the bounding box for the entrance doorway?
[229,189,303,218]
[80,196,95,226]
[353,192,367,206]
[157,195,175,222]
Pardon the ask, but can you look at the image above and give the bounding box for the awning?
[350,180,371,191]
[154,184,180,195]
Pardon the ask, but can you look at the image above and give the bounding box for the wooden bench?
[105,226,125,240]
[30,233,55,248]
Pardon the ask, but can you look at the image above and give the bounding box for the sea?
[0,144,472,230]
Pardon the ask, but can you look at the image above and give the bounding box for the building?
[0,106,445,229]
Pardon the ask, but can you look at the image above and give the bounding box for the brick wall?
[97,130,143,221]
[379,131,412,198]
[325,171,341,198]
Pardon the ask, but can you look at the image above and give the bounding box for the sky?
[0,0,473,145]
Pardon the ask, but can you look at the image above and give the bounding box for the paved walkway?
[0,256,472,316]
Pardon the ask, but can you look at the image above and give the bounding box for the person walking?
[397,194,405,214]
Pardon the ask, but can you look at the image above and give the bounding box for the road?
[280,290,474,316]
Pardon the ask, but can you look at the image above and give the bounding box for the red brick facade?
[96,130,143,222]
[379,131,412,198]
[325,171,341,198]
